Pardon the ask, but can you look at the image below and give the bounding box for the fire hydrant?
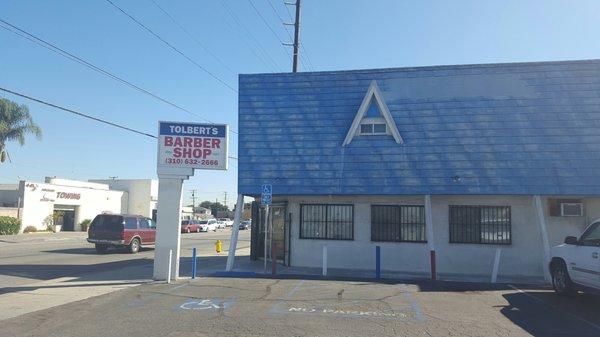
[215,240,222,254]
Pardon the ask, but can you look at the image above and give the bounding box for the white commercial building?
[90,179,158,220]
[0,177,158,232]
[239,59,600,283]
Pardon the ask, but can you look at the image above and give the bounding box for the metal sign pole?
[263,204,269,273]
[260,184,272,274]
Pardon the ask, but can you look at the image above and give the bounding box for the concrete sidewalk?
[0,231,87,244]
[0,262,152,321]
[193,255,547,285]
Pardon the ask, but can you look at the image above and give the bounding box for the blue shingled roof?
[238,59,600,196]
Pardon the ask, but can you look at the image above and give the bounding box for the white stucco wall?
[544,197,600,246]
[282,195,600,282]
[90,179,157,217]
[20,180,124,232]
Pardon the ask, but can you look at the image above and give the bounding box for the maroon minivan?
[87,214,156,254]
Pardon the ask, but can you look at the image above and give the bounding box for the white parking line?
[508,284,600,332]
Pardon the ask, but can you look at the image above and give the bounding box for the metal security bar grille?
[300,204,354,240]
[371,205,426,242]
[449,205,511,245]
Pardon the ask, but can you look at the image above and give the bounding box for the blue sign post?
[261,184,272,273]
[261,184,272,205]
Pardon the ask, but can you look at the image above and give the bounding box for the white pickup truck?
[549,220,600,295]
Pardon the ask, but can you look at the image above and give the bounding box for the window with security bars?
[371,205,426,242]
[449,205,511,245]
[300,204,354,240]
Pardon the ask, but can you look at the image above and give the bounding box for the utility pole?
[190,189,196,210]
[284,0,301,72]
[223,191,228,210]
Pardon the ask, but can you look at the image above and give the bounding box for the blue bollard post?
[375,246,381,279]
[192,248,197,279]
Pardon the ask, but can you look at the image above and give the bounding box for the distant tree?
[198,201,229,216]
[0,98,42,163]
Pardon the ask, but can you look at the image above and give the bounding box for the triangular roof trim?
[342,80,404,146]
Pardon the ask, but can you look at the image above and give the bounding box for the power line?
[0,18,238,134]
[104,0,237,93]
[149,0,235,75]
[0,86,241,161]
[219,16,277,73]
[266,0,313,71]
[0,86,156,138]
[247,0,292,63]
[219,0,283,71]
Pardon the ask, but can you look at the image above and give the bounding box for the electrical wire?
[0,18,238,134]
[0,86,156,138]
[104,0,237,93]
[247,0,292,63]
[219,0,283,71]
[149,0,236,75]
[266,0,314,71]
[0,87,240,161]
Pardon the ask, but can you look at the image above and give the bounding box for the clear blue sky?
[1,0,599,208]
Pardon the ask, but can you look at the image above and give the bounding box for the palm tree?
[0,98,42,163]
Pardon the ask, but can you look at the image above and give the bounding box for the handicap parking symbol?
[261,184,272,205]
[179,299,235,311]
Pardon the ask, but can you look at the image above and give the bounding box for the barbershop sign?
[157,121,228,171]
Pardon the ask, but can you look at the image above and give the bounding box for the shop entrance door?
[252,203,289,265]
[54,205,76,231]
[270,205,286,263]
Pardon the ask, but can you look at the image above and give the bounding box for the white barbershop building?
[239,59,600,283]
[0,177,158,232]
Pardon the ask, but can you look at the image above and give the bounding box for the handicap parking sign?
[261,184,272,205]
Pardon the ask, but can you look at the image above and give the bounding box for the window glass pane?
[371,205,425,242]
[581,223,600,246]
[371,205,400,242]
[140,219,152,229]
[373,124,386,133]
[449,206,511,244]
[301,205,326,239]
[360,124,373,134]
[400,206,426,242]
[124,217,138,230]
[327,205,353,239]
[300,204,353,240]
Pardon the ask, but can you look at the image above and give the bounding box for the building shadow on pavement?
[499,291,600,336]
[0,258,153,294]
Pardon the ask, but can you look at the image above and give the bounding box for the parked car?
[208,219,218,230]
[87,213,156,254]
[239,220,251,230]
[198,219,218,232]
[219,218,234,227]
[549,220,600,295]
[181,220,201,233]
[216,219,226,229]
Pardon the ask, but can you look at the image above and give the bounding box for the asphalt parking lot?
[2,276,599,337]
[0,229,250,320]
[2,230,599,336]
